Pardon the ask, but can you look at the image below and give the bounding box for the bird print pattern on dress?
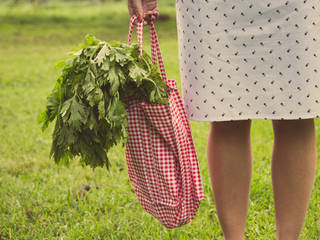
[175,0,320,121]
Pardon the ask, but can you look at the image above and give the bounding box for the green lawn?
[0,1,319,239]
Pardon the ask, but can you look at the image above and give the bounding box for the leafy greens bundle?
[38,34,170,171]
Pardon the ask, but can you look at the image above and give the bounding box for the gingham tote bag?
[124,15,205,229]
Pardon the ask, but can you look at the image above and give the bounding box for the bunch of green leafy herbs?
[38,34,170,171]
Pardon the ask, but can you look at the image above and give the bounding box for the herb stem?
[142,77,156,87]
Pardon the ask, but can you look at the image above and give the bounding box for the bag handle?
[128,14,168,83]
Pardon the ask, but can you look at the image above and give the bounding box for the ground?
[0,1,319,239]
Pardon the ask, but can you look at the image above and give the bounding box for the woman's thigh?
[210,120,252,133]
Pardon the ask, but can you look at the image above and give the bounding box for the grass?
[0,1,319,239]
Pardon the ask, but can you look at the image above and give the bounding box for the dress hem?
[187,114,320,122]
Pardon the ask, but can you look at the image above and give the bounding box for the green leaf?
[106,93,127,125]
[80,34,100,48]
[149,89,156,103]
[87,110,98,134]
[67,98,89,131]
[107,62,121,96]
[101,57,111,72]
[39,34,170,171]
[98,100,105,120]
[55,59,66,70]
[113,47,130,66]
[94,44,111,66]
[127,62,146,86]
[37,109,49,132]
[60,98,73,121]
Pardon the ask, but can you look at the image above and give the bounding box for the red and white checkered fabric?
[125,15,205,228]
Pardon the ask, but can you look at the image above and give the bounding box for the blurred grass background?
[0,0,319,239]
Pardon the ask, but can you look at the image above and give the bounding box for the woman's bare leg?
[271,119,317,240]
[207,120,252,240]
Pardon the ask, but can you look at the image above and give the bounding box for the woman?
[127,0,318,239]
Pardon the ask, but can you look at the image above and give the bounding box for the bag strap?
[128,15,143,60]
[150,20,168,83]
[128,14,168,83]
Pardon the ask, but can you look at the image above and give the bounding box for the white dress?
[175,0,320,122]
